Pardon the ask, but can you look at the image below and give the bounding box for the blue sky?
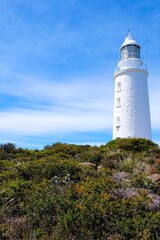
[0,0,160,148]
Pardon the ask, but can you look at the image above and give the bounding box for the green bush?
[106,138,159,153]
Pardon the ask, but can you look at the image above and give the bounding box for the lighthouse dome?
[120,32,140,50]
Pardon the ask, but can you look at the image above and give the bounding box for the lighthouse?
[113,32,151,140]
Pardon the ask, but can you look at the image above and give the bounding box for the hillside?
[0,138,160,240]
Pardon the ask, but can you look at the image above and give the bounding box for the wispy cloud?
[0,69,113,137]
[0,108,111,136]
[0,69,113,107]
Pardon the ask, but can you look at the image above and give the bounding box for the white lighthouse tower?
[113,32,151,140]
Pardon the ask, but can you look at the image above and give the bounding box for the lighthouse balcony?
[114,60,147,74]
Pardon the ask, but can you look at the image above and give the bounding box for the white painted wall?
[113,61,151,140]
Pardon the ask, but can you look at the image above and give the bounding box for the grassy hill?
[0,138,160,239]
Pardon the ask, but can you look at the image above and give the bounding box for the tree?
[0,143,16,153]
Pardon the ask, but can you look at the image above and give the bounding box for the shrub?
[106,138,159,153]
[0,143,16,154]
[101,152,125,169]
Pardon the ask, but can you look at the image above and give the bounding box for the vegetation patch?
[0,138,160,239]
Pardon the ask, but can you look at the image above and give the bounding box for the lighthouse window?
[116,117,120,130]
[121,44,140,60]
[117,82,121,91]
[116,97,121,107]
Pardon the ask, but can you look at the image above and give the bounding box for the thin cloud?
[0,70,113,137]
[0,69,113,110]
[0,109,112,135]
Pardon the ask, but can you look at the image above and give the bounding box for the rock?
[112,187,160,211]
[78,162,97,170]
[147,173,160,182]
[113,171,130,182]
[147,193,160,211]
[113,187,139,199]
